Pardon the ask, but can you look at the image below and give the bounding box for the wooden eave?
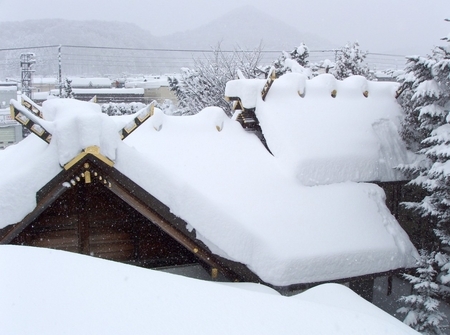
[0,153,259,283]
[271,268,413,296]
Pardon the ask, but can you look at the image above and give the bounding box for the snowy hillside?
[0,19,160,49]
[160,5,333,50]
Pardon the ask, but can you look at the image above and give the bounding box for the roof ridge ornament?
[63,145,114,170]
[120,101,155,140]
[10,100,52,143]
[261,68,276,101]
[21,94,43,118]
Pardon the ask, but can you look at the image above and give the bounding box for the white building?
[0,85,22,149]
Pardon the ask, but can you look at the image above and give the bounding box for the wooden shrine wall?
[11,181,198,268]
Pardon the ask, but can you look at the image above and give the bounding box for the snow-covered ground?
[0,245,420,335]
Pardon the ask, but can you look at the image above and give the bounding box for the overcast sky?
[1,0,449,54]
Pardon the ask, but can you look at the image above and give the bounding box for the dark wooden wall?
[377,181,432,249]
[11,180,198,268]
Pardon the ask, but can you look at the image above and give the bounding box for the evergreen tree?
[269,43,311,77]
[101,102,146,116]
[397,19,450,334]
[62,78,74,98]
[332,42,372,80]
[398,250,446,335]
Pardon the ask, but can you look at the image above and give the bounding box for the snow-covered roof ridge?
[0,97,418,287]
[226,73,415,185]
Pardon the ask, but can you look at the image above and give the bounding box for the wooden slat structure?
[22,95,43,118]
[119,102,155,140]
[10,103,52,143]
[261,69,276,101]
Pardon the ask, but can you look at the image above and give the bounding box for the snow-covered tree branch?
[168,44,264,117]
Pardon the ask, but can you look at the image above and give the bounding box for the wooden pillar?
[387,276,393,296]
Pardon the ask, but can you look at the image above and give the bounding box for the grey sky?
[1,0,449,54]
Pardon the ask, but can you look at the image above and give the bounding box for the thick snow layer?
[118,107,417,285]
[226,73,415,185]
[40,98,121,165]
[0,96,418,286]
[0,135,61,226]
[0,245,419,335]
[0,99,120,227]
[225,78,266,108]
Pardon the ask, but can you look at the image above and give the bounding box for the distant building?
[0,109,22,149]
[0,85,22,149]
[124,75,177,104]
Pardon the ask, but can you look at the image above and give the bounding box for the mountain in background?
[0,7,334,77]
[160,5,333,51]
[0,19,161,48]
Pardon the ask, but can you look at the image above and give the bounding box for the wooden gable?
[0,152,258,283]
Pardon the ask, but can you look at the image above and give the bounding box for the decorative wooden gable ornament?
[224,69,277,154]
[11,100,51,143]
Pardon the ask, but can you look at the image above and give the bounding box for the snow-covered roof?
[0,85,17,92]
[72,88,144,95]
[0,94,418,286]
[68,77,112,88]
[33,77,58,85]
[226,73,415,185]
[124,75,170,89]
[0,245,419,335]
[49,88,145,96]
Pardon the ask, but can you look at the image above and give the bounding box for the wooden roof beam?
[120,101,155,140]
[0,181,70,244]
[261,68,276,101]
[106,176,242,282]
[10,102,52,143]
[21,95,43,118]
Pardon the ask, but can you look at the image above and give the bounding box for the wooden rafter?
[0,178,70,244]
[261,68,276,101]
[22,95,43,118]
[10,103,52,143]
[119,101,155,140]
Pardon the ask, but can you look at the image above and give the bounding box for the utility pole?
[58,45,62,97]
